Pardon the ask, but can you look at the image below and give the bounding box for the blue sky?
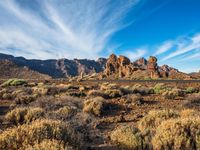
[0,0,200,72]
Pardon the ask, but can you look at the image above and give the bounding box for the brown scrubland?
[1,79,200,150]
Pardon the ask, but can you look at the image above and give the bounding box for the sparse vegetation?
[1,79,200,149]
[83,97,105,116]
[5,107,45,125]
[152,118,200,150]
[0,119,82,150]
[138,109,179,131]
[110,125,147,150]
[1,78,27,87]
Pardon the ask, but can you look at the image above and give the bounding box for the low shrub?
[110,125,148,150]
[122,94,144,105]
[180,109,200,118]
[2,93,12,100]
[67,91,86,97]
[54,106,77,119]
[104,89,123,98]
[100,83,118,91]
[183,93,200,108]
[152,118,200,150]
[138,109,179,131]
[83,97,105,116]
[1,79,27,87]
[24,139,73,150]
[185,87,198,94]
[153,83,167,94]
[32,86,48,95]
[162,88,185,99]
[88,90,108,99]
[15,94,38,104]
[5,107,45,125]
[0,119,82,150]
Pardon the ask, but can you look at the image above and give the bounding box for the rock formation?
[147,56,160,78]
[104,54,191,79]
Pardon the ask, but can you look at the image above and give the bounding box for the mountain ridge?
[0,53,197,79]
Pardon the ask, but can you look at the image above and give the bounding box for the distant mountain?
[0,53,107,78]
[0,60,51,79]
[0,53,196,79]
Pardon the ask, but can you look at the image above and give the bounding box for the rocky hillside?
[0,53,194,79]
[0,53,106,78]
[102,54,192,80]
[0,60,51,79]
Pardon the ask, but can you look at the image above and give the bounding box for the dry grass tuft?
[83,97,105,116]
[138,109,179,131]
[24,139,73,150]
[110,125,148,150]
[5,107,45,125]
[152,117,200,150]
[0,119,82,150]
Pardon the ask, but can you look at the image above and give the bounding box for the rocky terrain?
[102,54,192,80]
[0,60,51,80]
[0,53,196,80]
[0,53,106,78]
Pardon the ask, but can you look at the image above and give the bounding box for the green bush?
[185,87,198,94]
[1,79,27,87]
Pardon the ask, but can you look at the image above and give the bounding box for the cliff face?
[104,54,192,79]
[0,53,106,78]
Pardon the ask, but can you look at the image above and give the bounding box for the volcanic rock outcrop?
[147,56,160,78]
[104,54,191,79]
[105,54,136,78]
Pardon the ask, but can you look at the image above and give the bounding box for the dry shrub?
[138,109,179,131]
[5,107,45,125]
[15,94,38,104]
[100,83,118,91]
[32,86,48,95]
[66,91,86,97]
[104,89,123,98]
[54,106,77,119]
[30,96,83,112]
[47,86,68,95]
[122,94,144,105]
[83,97,105,116]
[180,109,200,118]
[88,89,108,99]
[152,118,200,150]
[110,125,148,150]
[162,88,184,100]
[0,119,82,150]
[2,93,12,100]
[183,93,200,108]
[24,139,73,150]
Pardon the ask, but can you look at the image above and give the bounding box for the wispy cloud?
[154,41,173,56]
[161,33,200,61]
[123,48,147,60]
[0,0,141,59]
